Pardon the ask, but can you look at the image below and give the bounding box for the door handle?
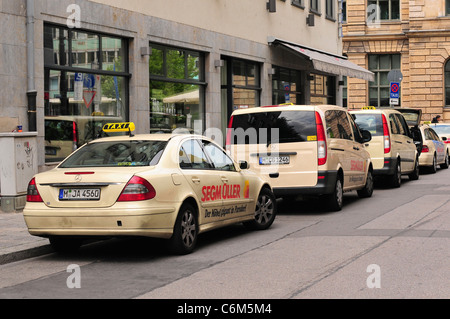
[191,177,201,184]
[221,176,229,183]
[353,146,360,151]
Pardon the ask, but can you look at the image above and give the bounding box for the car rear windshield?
[229,110,316,144]
[352,113,383,137]
[432,125,450,134]
[59,140,167,168]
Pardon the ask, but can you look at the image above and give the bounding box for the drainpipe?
[26,0,37,132]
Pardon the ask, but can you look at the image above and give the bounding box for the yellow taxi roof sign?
[362,106,377,110]
[103,122,136,133]
[279,103,294,106]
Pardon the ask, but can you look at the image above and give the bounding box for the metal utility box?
[0,132,38,212]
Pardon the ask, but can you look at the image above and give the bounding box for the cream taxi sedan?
[24,124,277,254]
[417,124,449,173]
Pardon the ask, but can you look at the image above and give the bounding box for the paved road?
[0,167,449,300]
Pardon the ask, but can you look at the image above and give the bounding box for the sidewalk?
[0,208,52,265]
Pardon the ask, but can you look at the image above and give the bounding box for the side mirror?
[239,161,249,170]
[360,129,372,143]
[442,137,447,141]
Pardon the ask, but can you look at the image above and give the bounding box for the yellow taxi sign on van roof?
[362,106,377,110]
[103,122,136,133]
[279,103,294,106]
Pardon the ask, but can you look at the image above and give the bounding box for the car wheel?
[244,188,277,230]
[169,203,198,255]
[389,160,401,188]
[326,176,343,211]
[430,154,437,174]
[409,157,420,180]
[357,169,373,198]
[49,236,82,253]
[440,152,449,169]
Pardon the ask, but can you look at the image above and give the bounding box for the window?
[202,141,236,171]
[325,110,352,140]
[326,0,335,19]
[367,0,400,21]
[368,54,401,107]
[149,44,205,134]
[272,66,304,105]
[447,0,450,16]
[291,0,304,9]
[220,57,261,138]
[310,74,336,105]
[445,60,450,107]
[341,0,347,22]
[179,140,212,170]
[342,76,347,107]
[310,0,320,13]
[44,24,129,163]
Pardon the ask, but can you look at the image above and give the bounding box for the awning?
[268,37,374,82]
[162,90,199,104]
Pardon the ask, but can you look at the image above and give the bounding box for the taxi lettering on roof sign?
[103,122,136,133]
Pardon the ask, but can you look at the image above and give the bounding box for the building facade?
[343,0,450,122]
[0,0,373,209]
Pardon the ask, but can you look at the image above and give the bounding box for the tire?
[49,236,82,253]
[244,188,277,230]
[440,152,449,169]
[389,160,401,188]
[430,154,437,174]
[409,156,420,180]
[357,170,374,198]
[169,203,198,255]
[326,176,343,211]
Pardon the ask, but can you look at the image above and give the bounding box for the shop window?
[271,66,303,105]
[220,57,261,138]
[310,74,336,105]
[149,44,205,134]
[368,54,400,107]
[44,24,129,163]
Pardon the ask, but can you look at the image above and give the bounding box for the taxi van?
[24,123,277,254]
[350,107,420,188]
[226,104,374,211]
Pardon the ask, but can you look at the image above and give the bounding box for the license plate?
[59,188,101,201]
[259,156,290,165]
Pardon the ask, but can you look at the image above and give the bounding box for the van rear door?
[227,109,318,188]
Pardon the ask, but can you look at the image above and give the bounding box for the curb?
[0,241,53,266]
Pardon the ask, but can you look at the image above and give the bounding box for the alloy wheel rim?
[255,194,274,224]
[181,210,196,248]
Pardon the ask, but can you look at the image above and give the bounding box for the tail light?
[315,111,327,166]
[382,114,391,154]
[421,145,429,153]
[225,115,234,153]
[117,176,156,202]
[27,178,43,202]
[72,121,78,152]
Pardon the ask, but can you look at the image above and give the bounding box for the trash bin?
[0,132,38,212]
